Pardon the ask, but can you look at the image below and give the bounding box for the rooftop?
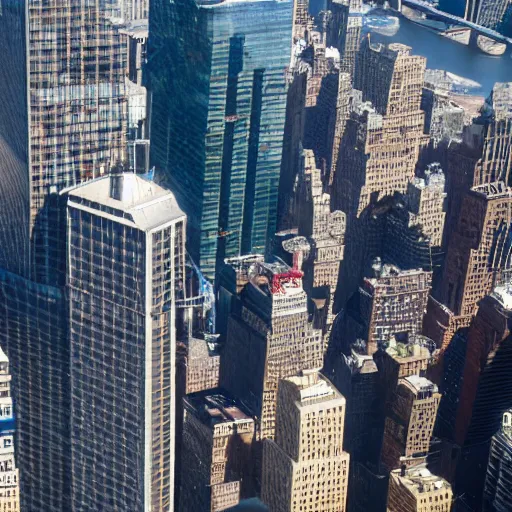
[67,173,185,231]
[185,392,253,429]
[492,284,512,311]
[391,464,451,496]
[403,375,438,394]
[286,372,344,406]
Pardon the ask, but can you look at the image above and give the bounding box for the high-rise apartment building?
[335,265,432,355]
[149,0,293,279]
[180,393,255,512]
[66,173,186,510]
[282,150,346,329]
[221,259,325,440]
[0,348,20,512]
[0,0,128,283]
[387,465,453,512]
[483,409,512,512]
[440,181,512,321]
[381,376,441,471]
[261,371,350,512]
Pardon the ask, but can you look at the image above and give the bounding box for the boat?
[477,34,506,56]
[440,26,471,45]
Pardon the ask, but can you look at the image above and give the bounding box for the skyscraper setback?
[149,0,293,279]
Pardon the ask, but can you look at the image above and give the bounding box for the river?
[365,12,512,95]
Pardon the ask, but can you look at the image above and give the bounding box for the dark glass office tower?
[148,0,293,279]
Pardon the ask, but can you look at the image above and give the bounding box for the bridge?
[399,0,512,46]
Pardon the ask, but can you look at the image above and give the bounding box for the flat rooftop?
[67,173,185,231]
[185,391,253,428]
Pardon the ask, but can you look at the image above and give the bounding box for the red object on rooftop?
[271,269,303,294]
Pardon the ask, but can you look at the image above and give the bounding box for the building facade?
[0,0,128,284]
[0,349,20,512]
[148,0,294,279]
[66,174,186,510]
[387,465,453,512]
[180,393,255,512]
[483,409,512,512]
[381,376,441,471]
[261,372,350,512]
[221,259,326,440]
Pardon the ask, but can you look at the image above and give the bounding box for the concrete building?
[483,409,512,512]
[221,258,326,441]
[453,285,512,447]
[361,265,431,355]
[182,336,221,395]
[406,164,447,256]
[282,150,346,330]
[381,376,441,471]
[261,371,350,512]
[439,181,512,323]
[66,174,186,510]
[0,348,20,512]
[421,88,464,148]
[387,465,453,512]
[374,335,434,407]
[148,0,294,279]
[180,393,255,512]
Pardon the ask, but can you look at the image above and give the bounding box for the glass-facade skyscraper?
[67,173,186,511]
[0,1,131,510]
[0,0,128,285]
[149,0,293,279]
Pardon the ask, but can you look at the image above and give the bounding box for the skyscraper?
[66,173,186,510]
[0,0,128,284]
[0,348,20,512]
[261,371,350,512]
[483,409,512,512]
[221,258,326,440]
[0,5,130,507]
[381,375,441,471]
[149,0,294,279]
[387,465,453,512]
[440,181,512,322]
[180,392,255,512]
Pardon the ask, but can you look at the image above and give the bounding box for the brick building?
[261,371,350,512]
[221,259,325,440]
[180,393,255,512]
[387,465,453,512]
[381,376,441,471]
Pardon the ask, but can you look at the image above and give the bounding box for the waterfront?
[366,13,512,94]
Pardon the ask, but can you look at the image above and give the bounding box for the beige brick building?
[361,266,432,355]
[179,393,255,512]
[221,259,326,440]
[387,465,453,512]
[262,372,350,512]
[381,376,441,471]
